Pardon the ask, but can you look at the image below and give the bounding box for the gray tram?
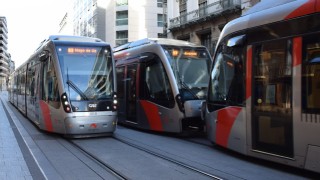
[114,38,212,133]
[202,0,320,173]
[9,35,117,137]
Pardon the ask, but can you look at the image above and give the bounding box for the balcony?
[0,58,9,67]
[0,34,8,44]
[169,0,241,31]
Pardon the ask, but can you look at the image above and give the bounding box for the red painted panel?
[246,46,252,100]
[216,107,242,148]
[317,0,320,12]
[293,37,302,67]
[39,101,53,132]
[140,100,163,131]
[285,0,316,20]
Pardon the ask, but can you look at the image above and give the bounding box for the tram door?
[252,40,293,157]
[26,62,40,123]
[126,64,138,123]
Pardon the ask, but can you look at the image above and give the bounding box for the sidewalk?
[0,91,33,179]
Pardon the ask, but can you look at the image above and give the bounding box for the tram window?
[20,70,26,96]
[116,67,125,99]
[253,40,292,113]
[26,65,35,96]
[42,57,60,108]
[143,53,174,108]
[208,45,245,106]
[302,36,320,112]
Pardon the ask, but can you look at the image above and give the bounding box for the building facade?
[72,0,166,47]
[166,0,260,55]
[0,16,11,89]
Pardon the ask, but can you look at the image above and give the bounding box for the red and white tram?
[114,38,212,133]
[203,0,320,173]
[9,35,117,137]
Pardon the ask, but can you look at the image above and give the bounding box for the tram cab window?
[142,53,174,108]
[42,57,60,108]
[208,44,245,106]
[302,36,320,112]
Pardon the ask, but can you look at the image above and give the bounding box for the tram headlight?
[61,92,71,113]
[112,93,118,111]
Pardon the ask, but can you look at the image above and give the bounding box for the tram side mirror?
[39,50,50,62]
[227,34,246,47]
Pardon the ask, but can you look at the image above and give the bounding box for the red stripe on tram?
[246,46,252,100]
[285,0,316,20]
[140,100,163,131]
[216,107,242,148]
[39,100,53,132]
[317,0,320,12]
[293,37,302,67]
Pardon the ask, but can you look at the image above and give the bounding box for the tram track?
[62,139,128,180]
[66,134,225,180]
[112,135,224,180]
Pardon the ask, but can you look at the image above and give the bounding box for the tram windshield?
[56,45,114,101]
[163,46,211,100]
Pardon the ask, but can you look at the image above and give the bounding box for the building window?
[157,0,163,7]
[199,0,207,17]
[116,31,128,46]
[157,14,164,27]
[116,0,128,6]
[179,0,187,24]
[158,33,166,38]
[116,11,128,26]
[201,33,212,54]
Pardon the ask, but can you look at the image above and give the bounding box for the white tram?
[9,35,117,137]
[202,0,320,173]
[114,38,212,133]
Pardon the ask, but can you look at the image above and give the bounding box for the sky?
[0,0,69,67]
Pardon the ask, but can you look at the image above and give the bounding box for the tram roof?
[35,35,109,52]
[218,0,317,43]
[48,35,104,43]
[113,38,202,52]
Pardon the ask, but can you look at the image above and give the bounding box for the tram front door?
[126,64,137,123]
[251,40,293,157]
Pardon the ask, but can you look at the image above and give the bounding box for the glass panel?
[252,39,293,157]
[163,46,211,100]
[42,58,60,109]
[116,0,128,6]
[126,65,137,121]
[116,11,128,26]
[116,67,125,99]
[302,36,320,113]
[208,46,245,106]
[57,45,114,101]
[157,0,163,7]
[116,31,128,46]
[157,14,164,27]
[144,53,174,108]
[199,1,207,17]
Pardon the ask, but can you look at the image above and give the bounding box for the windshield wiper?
[180,81,199,99]
[66,80,89,100]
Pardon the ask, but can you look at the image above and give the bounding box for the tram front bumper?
[64,115,117,135]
